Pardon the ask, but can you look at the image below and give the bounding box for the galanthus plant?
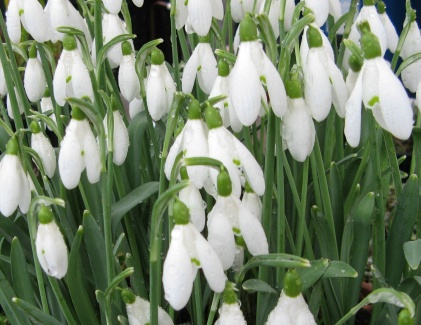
[0,0,420,324]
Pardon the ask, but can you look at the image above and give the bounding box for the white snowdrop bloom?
[118,42,140,102]
[174,0,188,30]
[206,106,265,198]
[24,47,46,103]
[53,34,93,107]
[377,1,398,53]
[182,38,217,95]
[122,290,173,325]
[163,201,227,311]
[30,122,56,178]
[344,28,414,148]
[6,87,24,119]
[215,283,246,325]
[0,61,7,97]
[242,185,262,222]
[400,20,421,93]
[35,207,68,279]
[0,138,31,217]
[185,0,223,36]
[40,89,57,129]
[304,26,348,121]
[329,0,342,23]
[58,107,101,189]
[132,0,144,7]
[260,0,296,37]
[129,97,145,119]
[103,0,122,14]
[5,0,22,44]
[230,17,287,126]
[282,80,316,162]
[231,0,263,23]
[146,49,176,121]
[302,0,329,27]
[165,99,209,189]
[103,109,130,166]
[207,170,268,270]
[209,60,242,132]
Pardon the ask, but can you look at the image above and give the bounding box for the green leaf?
[242,279,278,295]
[329,162,344,247]
[13,298,62,325]
[104,268,134,297]
[299,259,329,292]
[11,237,35,305]
[323,261,358,279]
[96,34,136,68]
[403,240,421,270]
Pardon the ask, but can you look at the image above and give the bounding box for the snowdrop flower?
[146,49,176,121]
[0,61,7,97]
[302,0,329,27]
[182,36,217,95]
[209,60,242,132]
[103,0,122,14]
[329,0,342,23]
[40,88,57,130]
[215,282,246,325]
[129,97,145,119]
[400,19,421,93]
[24,45,46,103]
[121,289,173,325]
[231,0,263,23]
[242,182,262,222]
[53,34,94,107]
[165,99,209,189]
[0,138,31,217]
[58,107,101,189]
[35,206,68,279]
[266,269,316,325]
[282,79,316,162]
[259,0,295,38]
[304,25,348,121]
[344,24,414,147]
[207,170,268,270]
[230,16,287,126]
[30,121,56,178]
[119,41,140,102]
[132,0,144,7]
[377,1,398,53]
[163,200,226,311]
[103,107,130,166]
[185,0,223,36]
[206,106,265,198]
[7,87,24,119]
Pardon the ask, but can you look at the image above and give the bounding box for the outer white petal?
[24,58,46,102]
[175,0,188,29]
[129,98,144,119]
[192,225,227,293]
[182,48,199,94]
[284,0,295,31]
[197,44,218,94]
[263,0,280,39]
[329,0,342,22]
[163,226,195,310]
[0,62,7,97]
[304,48,331,122]
[344,69,363,147]
[53,54,68,107]
[0,155,23,217]
[230,42,262,126]
[164,131,184,180]
[146,65,167,121]
[103,0,122,14]
[346,69,359,94]
[82,122,101,184]
[71,52,94,101]
[46,0,70,42]
[19,172,31,214]
[242,192,262,222]
[35,221,68,279]
[188,0,212,36]
[327,57,348,118]
[267,292,316,325]
[119,54,140,102]
[238,203,268,256]
[112,111,130,165]
[211,0,224,20]
[401,60,421,93]
[32,132,57,178]
[7,87,24,119]
[207,204,236,270]
[300,25,334,73]
[303,0,329,27]
[132,0,144,8]
[23,0,51,43]
[400,20,421,60]
[377,59,414,140]
[362,60,380,109]
[215,303,246,325]
[230,0,245,23]
[59,125,84,189]
[6,0,21,44]
[163,65,176,110]
[379,13,398,53]
[210,77,230,128]
[127,297,173,325]
[179,185,206,232]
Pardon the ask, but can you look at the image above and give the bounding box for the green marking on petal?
[81,150,85,156]
[260,75,267,85]
[66,76,72,83]
[19,9,24,16]
[368,96,379,107]
[233,227,241,235]
[233,159,241,166]
[191,258,200,266]
[197,65,202,72]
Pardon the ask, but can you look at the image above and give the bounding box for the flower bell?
[266,269,317,324]
[24,44,46,103]
[35,206,68,279]
[215,282,246,325]
[118,41,140,102]
[0,138,31,217]
[231,0,263,23]
[41,88,57,129]
[146,48,176,121]
[129,97,145,119]
[58,106,101,189]
[229,16,287,126]
[30,121,57,178]
[121,289,173,325]
[163,200,226,311]
[400,19,421,93]
[344,23,414,147]
[377,1,399,53]
[182,35,217,95]
[207,170,268,270]
[53,34,94,107]
[242,182,262,222]
[103,0,122,14]
[7,87,24,119]
[302,0,329,27]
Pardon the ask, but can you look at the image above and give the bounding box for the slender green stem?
[170,0,181,90]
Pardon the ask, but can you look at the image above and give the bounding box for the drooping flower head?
[30,121,57,178]
[215,282,246,325]
[119,41,140,103]
[24,44,46,103]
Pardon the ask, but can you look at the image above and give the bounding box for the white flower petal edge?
[23,0,51,43]
[83,121,102,184]
[104,111,130,166]
[379,13,398,53]
[103,0,122,14]
[182,47,200,94]
[119,53,140,102]
[6,0,21,44]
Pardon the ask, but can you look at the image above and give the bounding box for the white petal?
[344,70,363,148]
[401,60,421,93]
[263,0,280,39]
[329,0,342,22]
[103,0,122,14]
[71,52,94,101]
[238,203,268,256]
[82,122,101,184]
[360,6,387,55]
[175,0,188,29]
[212,0,224,20]
[188,0,213,36]
[0,155,23,217]
[197,44,217,94]
[164,131,183,180]
[362,60,380,109]
[147,65,167,121]
[163,226,195,310]
[119,54,140,102]
[6,0,21,44]
[23,0,51,43]
[182,48,199,94]
[19,173,31,214]
[163,65,176,109]
[327,57,348,118]
[59,126,84,189]
[179,185,206,232]
[216,303,246,325]
[346,69,359,94]
[0,62,7,97]
[53,53,68,107]
[242,192,262,222]
[36,221,68,279]
[400,21,421,60]
[379,13,398,53]
[31,132,57,178]
[112,111,130,165]
[230,0,245,23]
[284,0,295,31]
[24,58,46,102]
[304,0,329,27]
[132,0,144,7]
[129,97,144,119]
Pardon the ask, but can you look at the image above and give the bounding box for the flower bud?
[188,99,201,120]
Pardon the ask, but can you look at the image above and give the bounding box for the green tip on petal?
[398,309,414,325]
[360,32,382,59]
[223,282,237,305]
[377,1,386,14]
[357,20,371,35]
[180,166,189,180]
[240,16,258,42]
[121,289,136,304]
[173,200,190,225]
[244,181,254,193]
[218,60,230,77]
[43,87,50,98]
[198,34,210,43]
[307,25,323,48]
[151,48,165,65]
[111,96,119,112]
[235,235,245,247]
[122,41,133,56]
[363,0,374,6]
[6,137,19,156]
[283,269,302,298]
[188,99,201,120]
[348,55,363,72]
[205,106,223,129]
[217,169,232,197]
[30,121,41,134]
[37,206,54,225]
[71,106,86,121]
[28,43,37,59]
[285,80,303,99]
[63,34,77,51]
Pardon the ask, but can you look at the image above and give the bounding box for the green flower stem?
[206,293,221,325]
[0,116,14,137]
[177,29,191,62]
[297,158,310,256]
[121,0,133,34]
[170,0,181,90]
[243,127,255,156]
[94,0,103,64]
[48,278,78,325]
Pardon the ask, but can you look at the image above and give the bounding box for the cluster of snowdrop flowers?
[0,138,31,217]
[35,206,68,279]
[344,22,414,147]
[215,282,246,325]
